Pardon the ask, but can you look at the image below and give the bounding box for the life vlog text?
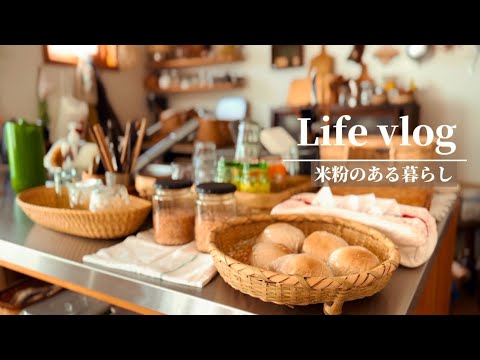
[296,115,461,187]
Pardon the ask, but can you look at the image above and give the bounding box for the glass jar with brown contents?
[195,182,237,253]
[153,179,195,246]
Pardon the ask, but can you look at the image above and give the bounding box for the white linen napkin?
[83,230,217,288]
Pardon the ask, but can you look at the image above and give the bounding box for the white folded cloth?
[271,186,439,268]
[83,230,217,288]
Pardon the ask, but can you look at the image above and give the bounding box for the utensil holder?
[106,172,132,187]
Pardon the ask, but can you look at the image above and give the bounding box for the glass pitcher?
[234,120,261,162]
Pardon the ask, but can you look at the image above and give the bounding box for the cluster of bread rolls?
[249,223,380,277]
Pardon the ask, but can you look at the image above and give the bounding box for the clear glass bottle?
[195,182,237,253]
[193,141,216,185]
[152,179,195,246]
[360,80,373,106]
[234,120,261,162]
[53,167,80,208]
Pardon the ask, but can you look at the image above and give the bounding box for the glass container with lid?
[239,162,270,193]
[195,182,237,253]
[193,141,217,185]
[67,178,103,210]
[153,179,195,246]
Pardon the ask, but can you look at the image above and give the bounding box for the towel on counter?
[83,230,217,288]
[271,186,438,268]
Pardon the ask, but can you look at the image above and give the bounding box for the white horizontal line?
[282,159,468,162]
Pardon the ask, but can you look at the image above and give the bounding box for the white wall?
[0,45,148,133]
[168,45,480,183]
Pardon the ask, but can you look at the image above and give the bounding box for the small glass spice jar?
[89,185,130,212]
[153,179,195,246]
[195,182,237,253]
[239,162,271,194]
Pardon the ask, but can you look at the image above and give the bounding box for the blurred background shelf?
[148,56,244,69]
[145,81,245,95]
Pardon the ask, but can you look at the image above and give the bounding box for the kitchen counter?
[0,178,460,315]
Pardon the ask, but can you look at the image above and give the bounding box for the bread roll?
[302,231,348,261]
[270,254,332,278]
[256,223,305,252]
[249,242,291,270]
[328,246,380,276]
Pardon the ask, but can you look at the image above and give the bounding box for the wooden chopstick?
[129,117,147,174]
[107,119,122,173]
[88,127,110,174]
[92,124,115,173]
[120,121,132,170]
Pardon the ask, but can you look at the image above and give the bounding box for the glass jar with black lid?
[195,182,237,253]
[153,179,195,246]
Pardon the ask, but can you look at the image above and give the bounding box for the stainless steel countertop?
[0,178,457,315]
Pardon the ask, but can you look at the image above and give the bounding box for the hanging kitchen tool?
[406,45,432,62]
[134,119,199,173]
[347,45,373,84]
[309,45,335,76]
[348,45,365,64]
[373,46,400,65]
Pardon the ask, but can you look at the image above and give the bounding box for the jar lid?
[154,179,193,190]
[195,182,236,194]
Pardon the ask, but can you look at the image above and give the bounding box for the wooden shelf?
[148,56,244,69]
[146,81,245,95]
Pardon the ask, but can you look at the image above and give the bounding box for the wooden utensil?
[130,117,147,174]
[92,124,114,172]
[125,122,137,174]
[107,119,122,172]
[120,121,132,169]
[309,45,334,77]
[88,127,110,174]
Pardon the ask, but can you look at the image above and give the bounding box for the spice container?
[239,162,271,193]
[153,179,195,246]
[193,141,217,185]
[263,156,287,192]
[67,178,103,210]
[215,158,242,189]
[195,182,237,253]
[54,167,80,208]
[89,185,130,212]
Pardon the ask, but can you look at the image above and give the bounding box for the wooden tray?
[235,175,315,212]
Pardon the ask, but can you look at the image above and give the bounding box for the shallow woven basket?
[17,186,152,239]
[209,214,400,315]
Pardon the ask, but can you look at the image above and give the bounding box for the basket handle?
[323,281,353,315]
[323,296,346,315]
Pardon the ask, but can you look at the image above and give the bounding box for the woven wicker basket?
[209,214,400,315]
[17,186,151,239]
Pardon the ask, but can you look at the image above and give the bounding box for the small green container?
[5,118,46,193]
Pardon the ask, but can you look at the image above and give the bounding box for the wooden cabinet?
[412,199,460,314]
[271,102,420,140]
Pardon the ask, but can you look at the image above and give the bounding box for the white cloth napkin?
[83,230,217,288]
